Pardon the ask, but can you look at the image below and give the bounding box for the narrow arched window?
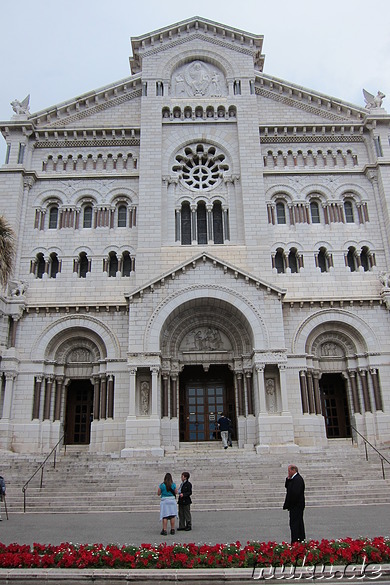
[36,253,46,279]
[317,247,328,273]
[48,207,58,229]
[213,201,223,244]
[310,201,321,224]
[122,251,132,277]
[288,248,299,273]
[49,252,59,278]
[344,200,355,223]
[275,248,285,273]
[360,246,370,272]
[347,247,357,272]
[118,205,127,227]
[197,201,207,245]
[108,252,118,277]
[83,205,93,228]
[79,252,89,278]
[276,202,286,224]
[181,202,191,245]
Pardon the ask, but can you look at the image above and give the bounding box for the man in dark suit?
[283,464,305,543]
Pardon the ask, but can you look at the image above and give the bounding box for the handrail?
[22,433,66,512]
[351,425,390,479]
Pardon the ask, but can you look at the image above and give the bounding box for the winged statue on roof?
[363,89,386,110]
[10,94,30,116]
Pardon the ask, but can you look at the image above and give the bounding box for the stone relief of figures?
[321,342,343,357]
[68,348,92,363]
[363,89,386,110]
[9,280,28,297]
[140,381,150,415]
[193,327,223,351]
[265,378,277,413]
[172,61,227,98]
[10,94,30,116]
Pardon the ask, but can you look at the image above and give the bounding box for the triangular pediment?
[125,252,286,302]
[130,16,265,73]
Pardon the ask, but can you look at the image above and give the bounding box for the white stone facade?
[0,17,389,455]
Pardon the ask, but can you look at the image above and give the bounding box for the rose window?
[173,144,229,191]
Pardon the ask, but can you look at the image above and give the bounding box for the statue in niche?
[193,327,223,351]
[321,342,341,357]
[140,381,150,415]
[266,378,276,413]
[11,95,30,116]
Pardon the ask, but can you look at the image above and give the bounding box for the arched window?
[344,200,355,223]
[181,202,191,245]
[83,205,93,228]
[276,201,286,224]
[288,248,299,273]
[49,252,59,278]
[117,205,127,228]
[197,201,207,244]
[346,246,358,272]
[310,201,321,224]
[48,206,58,229]
[317,247,329,273]
[79,252,89,278]
[213,201,224,244]
[360,246,370,272]
[108,252,118,277]
[36,253,46,279]
[122,251,132,277]
[274,248,285,273]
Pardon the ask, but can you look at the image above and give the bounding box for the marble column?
[255,366,267,413]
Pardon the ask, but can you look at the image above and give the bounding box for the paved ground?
[0,504,389,546]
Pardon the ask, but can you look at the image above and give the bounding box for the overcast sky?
[0,0,389,161]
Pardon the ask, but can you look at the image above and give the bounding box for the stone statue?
[140,381,150,415]
[10,280,28,297]
[266,378,276,413]
[379,271,390,289]
[10,95,30,116]
[363,89,386,110]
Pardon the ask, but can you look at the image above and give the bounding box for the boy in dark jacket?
[177,471,192,531]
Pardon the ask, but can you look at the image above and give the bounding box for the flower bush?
[0,538,389,569]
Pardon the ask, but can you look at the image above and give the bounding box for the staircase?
[2,441,390,514]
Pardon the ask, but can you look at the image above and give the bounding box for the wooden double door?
[65,380,94,444]
[179,365,235,442]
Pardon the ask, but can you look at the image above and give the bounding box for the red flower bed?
[0,538,389,569]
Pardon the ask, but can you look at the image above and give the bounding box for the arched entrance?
[179,365,235,442]
[65,379,94,445]
[320,373,351,438]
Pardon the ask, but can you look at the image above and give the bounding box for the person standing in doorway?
[217,412,231,449]
[177,471,192,531]
[283,464,305,543]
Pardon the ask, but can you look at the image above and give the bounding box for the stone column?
[128,368,137,417]
[299,371,309,413]
[236,372,245,415]
[170,375,178,418]
[245,371,253,415]
[348,370,361,414]
[32,376,42,420]
[191,204,197,244]
[306,371,315,414]
[107,375,114,418]
[43,376,53,420]
[151,367,160,417]
[162,373,169,417]
[9,315,20,347]
[370,368,383,411]
[54,377,63,421]
[359,369,371,412]
[255,365,267,413]
[2,373,16,419]
[312,371,322,414]
[100,376,107,419]
[93,376,100,420]
[206,204,213,243]
[279,364,289,413]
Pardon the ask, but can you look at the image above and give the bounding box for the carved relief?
[265,378,277,413]
[172,61,227,98]
[68,348,92,363]
[140,380,150,415]
[180,327,231,352]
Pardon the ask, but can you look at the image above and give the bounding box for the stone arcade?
[0,17,389,456]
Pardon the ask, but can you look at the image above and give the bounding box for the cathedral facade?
[0,17,389,456]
